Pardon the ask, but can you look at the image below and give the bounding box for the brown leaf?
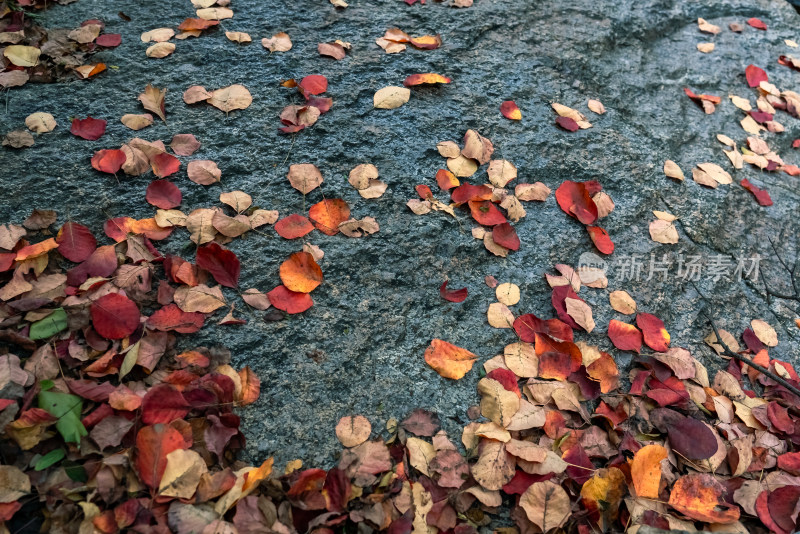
[139,84,167,121]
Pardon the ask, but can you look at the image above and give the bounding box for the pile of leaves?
[0,3,120,88]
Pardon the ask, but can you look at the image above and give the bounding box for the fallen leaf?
[287,164,323,194]
[520,481,570,532]
[668,473,740,524]
[208,85,252,112]
[262,32,292,52]
[500,100,522,120]
[187,160,221,185]
[279,252,322,293]
[25,112,56,133]
[373,86,410,109]
[440,281,467,303]
[424,339,477,380]
[336,415,371,448]
[630,444,667,499]
[138,84,167,121]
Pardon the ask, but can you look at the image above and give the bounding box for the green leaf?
[63,460,87,482]
[29,308,68,340]
[34,449,65,471]
[38,390,87,444]
[119,341,140,380]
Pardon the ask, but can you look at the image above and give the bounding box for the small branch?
[705,314,800,400]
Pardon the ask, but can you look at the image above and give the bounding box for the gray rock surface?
[3,0,800,469]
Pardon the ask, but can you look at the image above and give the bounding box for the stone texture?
[2,0,800,468]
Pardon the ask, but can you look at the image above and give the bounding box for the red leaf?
[667,418,718,460]
[416,184,433,199]
[151,152,180,178]
[178,18,218,31]
[608,319,642,352]
[90,293,140,339]
[267,285,313,314]
[556,116,579,132]
[196,242,240,288]
[493,222,520,250]
[56,222,97,263]
[145,180,182,209]
[96,33,121,47]
[468,200,507,226]
[741,178,773,207]
[636,312,670,352]
[299,75,328,96]
[500,100,522,120]
[513,313,573,343]
[747,17,767,30]
[745,64,768,88]
[308,198,350,236]
[134,423,191,490]
[450,184,492,204]
[147,304,205,333]
[70,117,107,140]
[555,181,598,225]
[586,226,614,254]
[486,368,521,396]
[141,385,190,425]
[778,451,800,475]
[275,214,314,239]
[91,149,126,174]
[440,280,467,303]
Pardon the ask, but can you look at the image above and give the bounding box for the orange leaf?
[279,251,323,293]
[238,366,260,405]
[424,339,477,380]
[15,238,58,261]
[308,198,350,236]
[409,35,441,49]
[435,169,459,191]
[178,18,219,31]
[668,473,741,524]
[630,444,667,499]
[267,285,313,314]
[403,73,451,87]
[636,312,670,352]
[135,423,191,490]
[500,100,522,120]
[607,320,642,352]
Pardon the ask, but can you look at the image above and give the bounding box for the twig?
[705,314,800,400]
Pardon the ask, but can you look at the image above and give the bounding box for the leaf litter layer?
[5,0,800,532]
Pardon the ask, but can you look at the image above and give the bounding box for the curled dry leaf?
[225,31,251,43]
[196,7,233,20]
[187,160,221,185]
[436,141,461,158]
[3,130,34,148]
[141,28,174,42]
[751,319,777,347]
[208,85,252,112]
[25,112,56,133]
[609,290,636,314]
[219,191,252,213]
[336,415,371,448]
[373,86,410,109]
[487,160,517,188]
[338,217,379,237]
[424,339,477,380]
[262,32,292,52]
[287,163,323,194]
[649,219,679,244]
[552,102,591,128]
[487,302,515,329]
[318,41,346,60]
[664,160,684,181]
[697,42,715,53]
[447,155,478,177]
[121,114,154,131]
[587,99,606,114]
[698,18,721,34]
[496,283,520,306]
[183,85,212,104]
[146,42,176,58]
[138,84,167,121]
